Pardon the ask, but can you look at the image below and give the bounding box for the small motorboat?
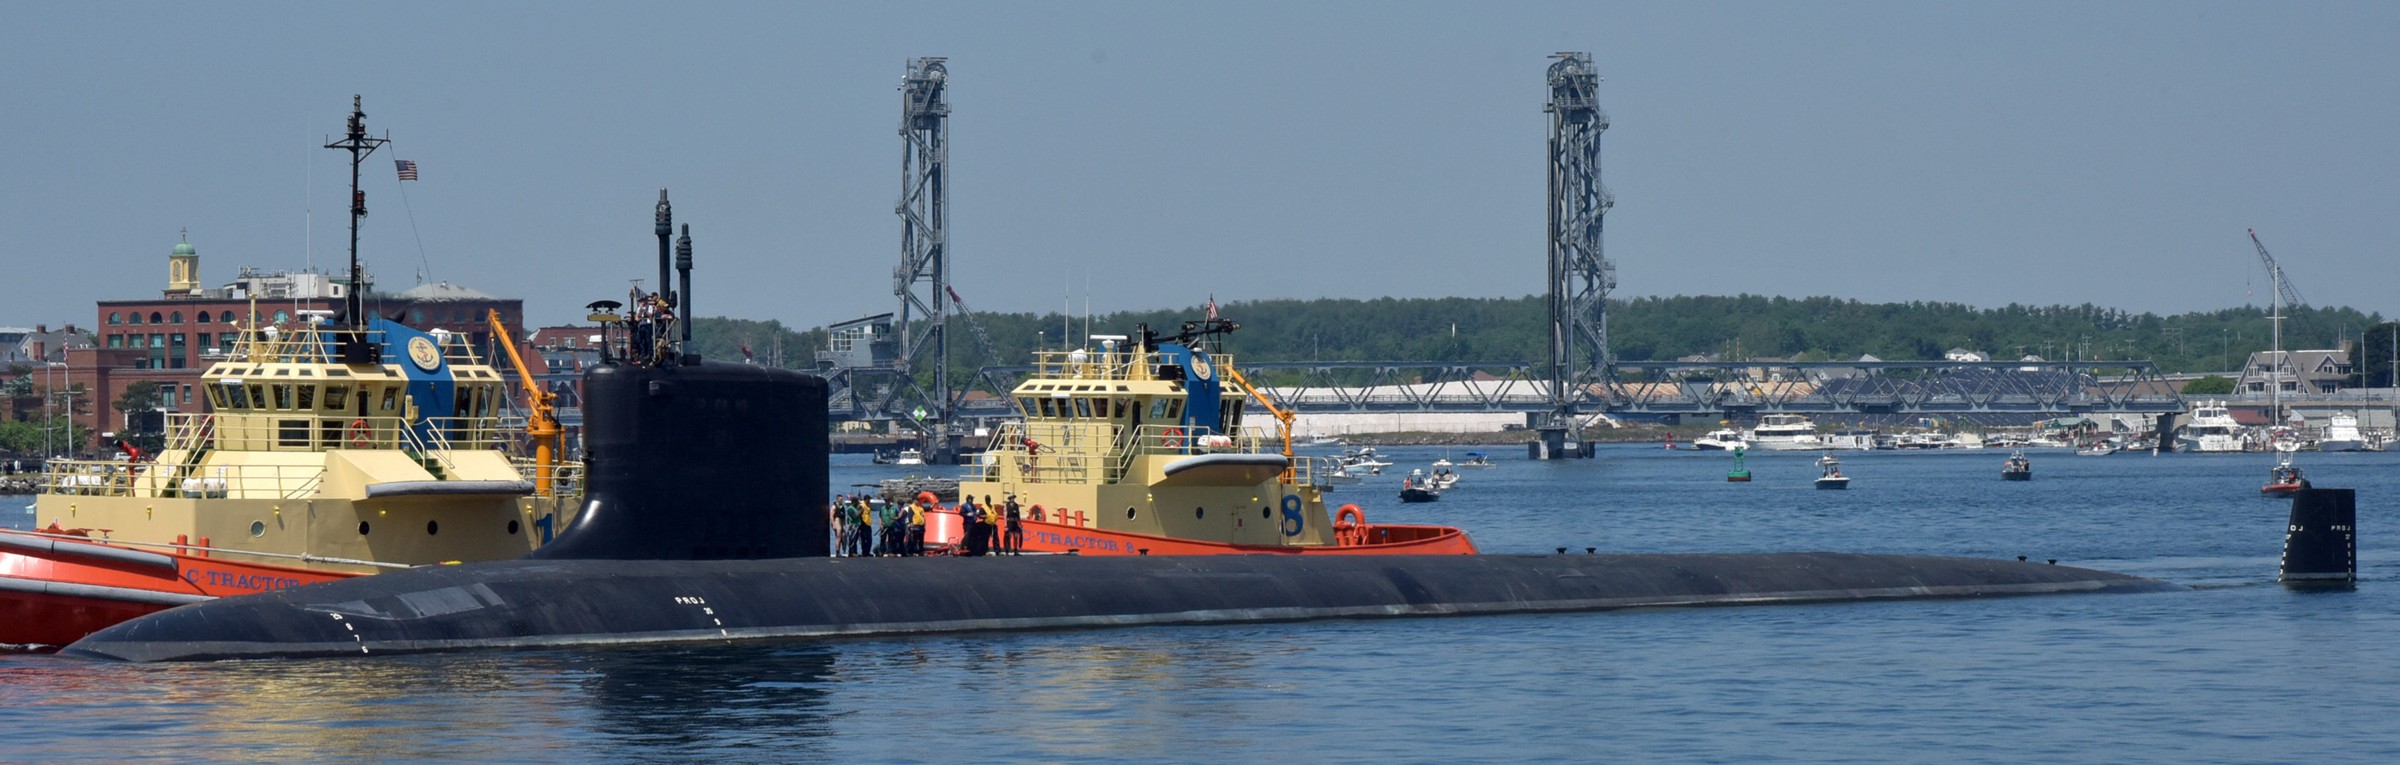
[1459,452,1495,468]
[1399,473,1442,502]
[895,448,926,466]
[1695,427,1751,452]
[1343,447,1392,469]
[1727,446,1752,483]
[2077,439,2116,457]
[2261,457,2309,496]
[1320,458,1362,485]
[1430,457,1454,468]
[1813,453,1850,490]
[2001,450,2032,481]
[1429,469,1460,490]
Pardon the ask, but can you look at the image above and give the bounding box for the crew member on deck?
[906,498,927,556]
[846,497,875,557]
[831,495,850,556]
[958,495,984,556]
[1003,498,1022,556]
[876,498,902,556]
[980,497,999,555]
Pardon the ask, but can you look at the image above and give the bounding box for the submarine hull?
[65,552,2177,662]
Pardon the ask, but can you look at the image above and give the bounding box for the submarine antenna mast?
[656,189,673,324]
[677,223,694,350]
[1537,52,1611,460]
[895,56,955,462]
[325,95,388,354]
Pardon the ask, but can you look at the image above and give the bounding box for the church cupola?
[167,229,201,295]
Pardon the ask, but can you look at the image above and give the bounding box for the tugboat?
[960,317,1474,554]
[2261,456,2310,496]
[1726,446,1752,482]
[0,98,579,651]
[1813,453,1850,490]
[2001,450,2033,481]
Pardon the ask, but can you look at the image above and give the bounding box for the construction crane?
[2247,228,2306,310]
[489,309,562,497]
[2246,229,2305,426]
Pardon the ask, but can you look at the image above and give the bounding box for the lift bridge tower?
[1534,52,1612,460]
[887,56,961,463]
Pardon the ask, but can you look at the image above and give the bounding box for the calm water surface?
[5,445,2395,763]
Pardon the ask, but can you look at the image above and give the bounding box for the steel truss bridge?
[822,56,2188,445]
[825,359,2187,426]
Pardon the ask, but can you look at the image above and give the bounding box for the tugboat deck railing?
[1024,350,1238,383]
[973,420,1292,487]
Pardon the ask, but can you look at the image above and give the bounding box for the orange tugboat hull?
[0,530,353,650]
[1011,518,1477,556]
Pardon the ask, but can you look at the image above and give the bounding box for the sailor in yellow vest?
[905,498,928,556]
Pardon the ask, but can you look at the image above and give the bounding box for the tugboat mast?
[325,95,388,336]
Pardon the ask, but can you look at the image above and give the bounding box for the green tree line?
[694,295,2392,385]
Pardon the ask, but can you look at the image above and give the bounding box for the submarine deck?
[67,552,2179,662]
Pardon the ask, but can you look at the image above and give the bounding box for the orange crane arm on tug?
[1220,365,1297,480]
[488,309,562,496]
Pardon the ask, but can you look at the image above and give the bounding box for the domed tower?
[167,229,201,295]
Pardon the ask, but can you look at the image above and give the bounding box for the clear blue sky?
[4,1,2394,332]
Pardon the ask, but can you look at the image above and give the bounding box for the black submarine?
[65,200,2180,663]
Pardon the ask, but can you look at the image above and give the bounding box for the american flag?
[1205,294,1218,320]
[395,159,419,181]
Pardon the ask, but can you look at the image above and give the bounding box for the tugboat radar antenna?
[325,95,388,329]
[324,95,388,364]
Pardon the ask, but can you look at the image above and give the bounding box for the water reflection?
[567,643,837,757]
